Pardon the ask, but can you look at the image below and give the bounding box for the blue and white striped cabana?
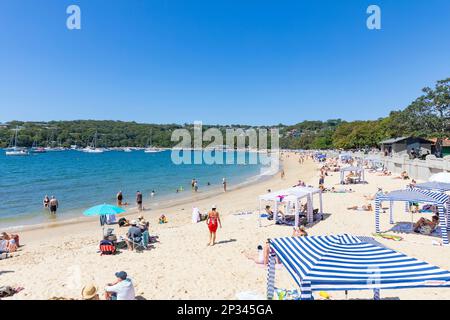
[375,189,450,245]
[340,166,365,184]
[414,182,450,193]
[267,235,450,300]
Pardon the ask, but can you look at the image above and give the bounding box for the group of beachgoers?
[42,195,59,214]
[49,271,136,300]
[0,232,19,259]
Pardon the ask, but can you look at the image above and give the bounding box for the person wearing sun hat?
[104,271,135,300]
[124,220,142,250]
[81,284,99,300]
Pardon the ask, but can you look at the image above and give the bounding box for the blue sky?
[0,0,449,125]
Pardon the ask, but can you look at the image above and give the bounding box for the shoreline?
[2,162,281,234]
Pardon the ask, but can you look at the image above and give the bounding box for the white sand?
[2,153,450,300]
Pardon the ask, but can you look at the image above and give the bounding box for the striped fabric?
[268,235,450,297]
[266,251,276,300]
[375,189,450,245]
[415,182,450,193]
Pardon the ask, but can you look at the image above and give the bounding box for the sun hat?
[138,215,144,220]
[130,220,137,226]
[211,204,217,209]
[81,284,98,300]
[115,271,127,280]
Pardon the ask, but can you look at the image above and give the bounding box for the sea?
[0,149,270,229]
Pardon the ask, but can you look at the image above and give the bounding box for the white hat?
[211,204,217,209]
[130,220,137,226]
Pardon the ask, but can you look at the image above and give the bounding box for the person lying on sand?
[414,215,439,234]
[328,187,354,193]
[347,204,373,211]
[376,170,392,176]
[363,188,383,200]
[293,226,308,237]
[393,171,410,180]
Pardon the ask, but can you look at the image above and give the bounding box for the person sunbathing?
[376,170,392,176]
[394,171,410,180]
[293,226,308,237]
[347,204,373,211]
[414,215,439,234]
[246,241,271,265]
[0,232,18,253]
[265,205,285,221]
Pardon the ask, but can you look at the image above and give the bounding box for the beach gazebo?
[375,189,450,246]
[339,166,365,184]
[267,235,450,300]
[364,156,384,170]
[258,186,323,227]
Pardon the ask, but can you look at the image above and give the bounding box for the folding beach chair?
[99,243,116,255]
[120,231,150,251]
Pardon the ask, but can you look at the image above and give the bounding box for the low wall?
[336,151,450,181]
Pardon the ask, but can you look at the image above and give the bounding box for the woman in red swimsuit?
[206,205,222,246]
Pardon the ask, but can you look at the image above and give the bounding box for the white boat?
[5,127,29,156]
[144,130,163,153]
[82,131,104,153]
[6,148,29,156]
[124,147,132,152]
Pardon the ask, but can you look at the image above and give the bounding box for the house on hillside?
[380,137,432,157]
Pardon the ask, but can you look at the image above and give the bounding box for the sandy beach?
[2,152,450,300]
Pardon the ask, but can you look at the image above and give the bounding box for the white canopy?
[258,186,323,227]
[429,172,450,184]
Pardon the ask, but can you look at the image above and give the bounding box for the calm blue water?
[0,150,263,228]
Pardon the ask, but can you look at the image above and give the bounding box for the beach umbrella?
[429,172,450,183]
[83,204,125,216]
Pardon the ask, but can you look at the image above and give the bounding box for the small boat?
[144,130,163,153]
[82,131,104,153]
[5,127,30,156]
[123,148,132,152]
[6,148,29,156]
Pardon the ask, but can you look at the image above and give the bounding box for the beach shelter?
[339,166,365,184]
[414,182,450,193]
[267,235,450,300]
[375,190,450,245]
[364,156,384,170]
[83,204,125,227]
[258,186,323,227]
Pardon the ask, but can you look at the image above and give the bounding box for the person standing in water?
[222,178,227,192]
[43,195,50,208]
[117,191,123,206]
[194,180,198,192]
[281,169,285,179]
[206,205,222,246]
[136,191,143,211]
[49,196,59,215]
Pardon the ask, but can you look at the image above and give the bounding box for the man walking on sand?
[206,205,222,246]
[136,191,143,211]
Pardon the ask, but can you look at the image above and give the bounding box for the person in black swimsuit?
[49,196,59,214]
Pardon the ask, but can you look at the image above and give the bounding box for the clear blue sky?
[0,0,449,125]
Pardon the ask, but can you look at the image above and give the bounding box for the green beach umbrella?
[83,204,126,216]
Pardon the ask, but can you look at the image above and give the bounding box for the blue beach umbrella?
[83,204,126,216]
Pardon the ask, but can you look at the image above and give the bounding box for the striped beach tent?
[267,235,450,300]
[375,189,450,245]
[414,182,450,193]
